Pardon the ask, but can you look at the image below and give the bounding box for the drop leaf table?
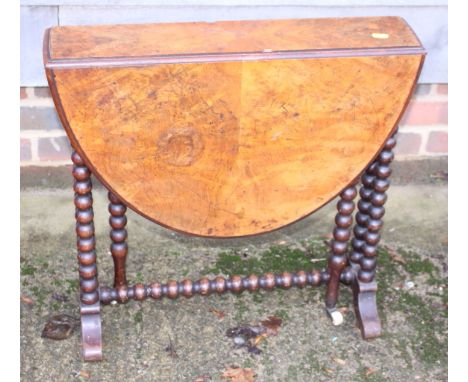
[43,16,425,361]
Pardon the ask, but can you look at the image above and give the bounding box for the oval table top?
[44,17,425,237]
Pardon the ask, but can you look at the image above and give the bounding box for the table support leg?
[108,192,128,288]
[352,134,396,338]
[72,151,103,361]
[325,184,357,324]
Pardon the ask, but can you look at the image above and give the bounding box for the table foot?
[80,302,103,361]
[352,278,382,339]
[326,307,344,326]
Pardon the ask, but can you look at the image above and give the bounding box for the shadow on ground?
[20,159,447,382]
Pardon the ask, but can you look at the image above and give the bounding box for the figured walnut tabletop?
[44,17,424,237]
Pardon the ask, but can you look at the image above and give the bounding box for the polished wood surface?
[48,17,420,61]
[45,17,424,237]
[49,55,422,236]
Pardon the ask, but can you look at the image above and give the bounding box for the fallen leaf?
[260,316,282,336]
[331,357,346,366]
[227,316,283,355]
[221,367,255,382]
[227,325,265,354]
[226,325,265,340]
[194,374,210,382]
[71,370,91,378]
[21,294,34,305]
[41,314,78,340]
[386,246,406,265]
[209,307,226,319]
[365,367,377,377]
[323,368,334,376]
[253,333,268,347]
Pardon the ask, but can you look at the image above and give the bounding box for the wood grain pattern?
[48,17,421,61]
[50,54,423,237]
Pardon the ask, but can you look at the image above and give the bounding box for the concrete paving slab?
[20,159,447,381]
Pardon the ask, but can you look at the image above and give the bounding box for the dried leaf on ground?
[260,316,283,336]
[253,333,268,347]
[209,307,226,319]
[226,316,282,354]
[386,246,406,265]
[226,325,265,354]
[331,357,346,366]
[41,314,78,340]
[194,374,210,382]
[365,367,377,377]
[73,370,90,378]
[323,368,334,377]
[221,367,255,382]
[21,294,34,305]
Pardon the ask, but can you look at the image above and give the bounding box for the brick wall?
[20,84,448,166]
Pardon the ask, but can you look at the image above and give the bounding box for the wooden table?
[43,16,425,361]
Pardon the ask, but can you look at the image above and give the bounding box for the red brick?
[21,138,32,161]
[437,84,448,95]
[34,87,52,98]
[38,137,72,161]
[20,87,27,100]
[426,131,448,153]
[394,132,422,155]
[400,101,448,125]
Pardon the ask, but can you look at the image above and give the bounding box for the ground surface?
[20,158,448,382]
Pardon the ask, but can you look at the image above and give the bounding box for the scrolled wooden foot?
[72,150,103,361]
[80,302,103,361]
[352,278,382,339]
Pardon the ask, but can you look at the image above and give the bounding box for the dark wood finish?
[99,270,330,304]
[358,135,396,283]
[351,134,396,338]
[108,191,128,288]
[72,151,103,361]
[325,184,357,310]
[353,279,381,338]
[43,17,425,361]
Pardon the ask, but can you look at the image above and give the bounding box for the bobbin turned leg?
[108,192,128,289]
[325,184,357,325]
[72,151,102,361]
[351,135,396,339]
